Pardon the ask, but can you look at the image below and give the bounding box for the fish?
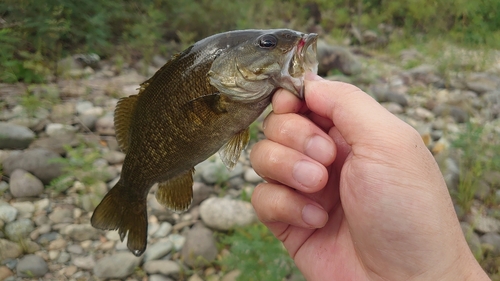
[90,29,318,256]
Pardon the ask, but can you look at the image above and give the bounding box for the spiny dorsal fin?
[155,168,194,213]
[219,128,250,170]
[114,95,138,153]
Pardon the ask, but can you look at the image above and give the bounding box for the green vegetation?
[49,144,109,195]
[219,223,303,281]
[451,122,500,212]
[2,0,499,82]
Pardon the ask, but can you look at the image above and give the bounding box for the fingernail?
[305,72,323,81]
[305,135,334,164]
[293,160,323,188]
[302,204,328,227]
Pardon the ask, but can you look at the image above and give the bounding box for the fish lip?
[280,33,319,99]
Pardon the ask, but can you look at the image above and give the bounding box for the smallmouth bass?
[91,29,318,256]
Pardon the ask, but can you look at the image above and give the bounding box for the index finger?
[304,74,418,147]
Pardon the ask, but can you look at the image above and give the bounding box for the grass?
[218,223,303,281]
[48,143,109,195]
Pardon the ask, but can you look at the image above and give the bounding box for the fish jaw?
[279,33,318,99]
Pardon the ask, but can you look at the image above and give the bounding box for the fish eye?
[258,35,278,49]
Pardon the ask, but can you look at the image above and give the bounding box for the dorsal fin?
[114,51,186,153]
[114,95,138,153]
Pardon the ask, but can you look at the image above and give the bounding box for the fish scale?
[91,29,318,256]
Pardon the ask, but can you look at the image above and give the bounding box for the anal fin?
[219,128,250,170]
[155,169,194,212]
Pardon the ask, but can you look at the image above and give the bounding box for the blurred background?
[0,1,500,280]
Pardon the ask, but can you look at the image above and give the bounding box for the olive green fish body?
[91,29,318,256]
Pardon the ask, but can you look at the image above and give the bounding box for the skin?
[250,73,490,281]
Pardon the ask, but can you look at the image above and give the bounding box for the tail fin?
[90,180,148,256]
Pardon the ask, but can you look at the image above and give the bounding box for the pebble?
[149,274,174,281]
[480,232,500,255]
[143,260,180,276]
[144,240,173,262]
[169,234,186,251]
[0,205,18,223]
[200,197,257,230]
[470,215,500,234]
[0,266,13,280]
[243,168,262,183]
[45,123,77,137]
[62,224,98,241]
[72,255,96,270]
[16,254,48,278]
[93,252,142,279]
[181,223,218,267]
[75,101,94,115]
[5,218,34,240]
[0,122,35,149]
[10,201,35,218]
[2,148,64,184]
[0,239,22,260]
[95,114,115,135]
[8,169,44,197]
[153,222,173,238]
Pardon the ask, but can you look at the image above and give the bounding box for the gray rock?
[2,148,64,184]
[8,169,44,197]
[62,224,98,241]
[50,102,76,123]
[5,218,34,240]
[79,113,99,131]
[316,41,361,76]
[474,180,491,200]
[16,254,48,278]
[149,274,174,281]
[29,134,79,155]
[0,238,23,260]
[243,168,262,183]
[169,234,186,251]
[201,160,229,184]
[192,182,213,207]
[75,101,94,115]
[222,270,241,281]
[103,150,126,165]
[470,215,500,233]
[143,260,180,276]
[385,92,408,107]
[0,205,18,223]
[482,170,500,188]
[57,252,71,264]
[154,222,173,238]
[48,207,73,223]
[200,197,257,230]
[93,252,142,279]
[144,240,173,262]
[465,72,500,94]
[480,232,500,255]
[95,114,115,135]
[0,122,35,149]
[45,123,77,137]
[181,223,218,267]
[72,255,96,270]
[37,232,59,245]
[10,201,34,218]
[382,102,404,114]
[433,105,468,123]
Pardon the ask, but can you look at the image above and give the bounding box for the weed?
[48,143,109,194]
[451,122,500,212]
[219,223,303,281]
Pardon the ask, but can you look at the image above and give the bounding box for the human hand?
[250,74,489,281]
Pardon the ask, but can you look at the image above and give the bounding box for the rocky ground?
[1,41,500,281]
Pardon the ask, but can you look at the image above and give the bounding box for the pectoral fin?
[155,169,194,212]
[114,95,139,153]
[219,128,250,170]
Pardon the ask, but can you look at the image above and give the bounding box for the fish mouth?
[281,33,318,99]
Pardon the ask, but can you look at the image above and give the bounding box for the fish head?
[209,29,318,101]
